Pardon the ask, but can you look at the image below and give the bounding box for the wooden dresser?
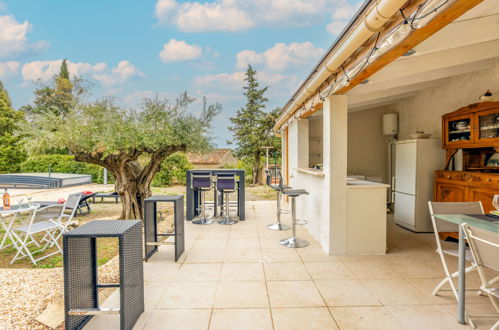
[434,101,499,212]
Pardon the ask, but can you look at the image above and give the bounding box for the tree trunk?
[252,154,261,185]
[75,146,184,220]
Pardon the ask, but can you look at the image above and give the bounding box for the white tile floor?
[85,201,497,329]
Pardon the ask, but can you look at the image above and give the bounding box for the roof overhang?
[273,0,485,132]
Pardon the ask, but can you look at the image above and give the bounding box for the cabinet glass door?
[478,111,499,141]
[447,117,471,143]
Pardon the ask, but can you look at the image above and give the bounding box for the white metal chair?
[428,202,484,298]
[61,194,82,227]
[10,205,65,265]
[462,223,499,324]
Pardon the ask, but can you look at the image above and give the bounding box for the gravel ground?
[0,256,119,329]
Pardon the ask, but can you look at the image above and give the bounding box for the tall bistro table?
[63,220,144,330]
[434,214,499,325]
[186,169,245,221]
[143,195,184,262]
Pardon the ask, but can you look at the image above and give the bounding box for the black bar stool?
[191,172,213,225]
[280,187,309,248]
[265,169,290,231]
[216,174,238,225]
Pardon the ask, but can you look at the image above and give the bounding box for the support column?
[323,94,348,255]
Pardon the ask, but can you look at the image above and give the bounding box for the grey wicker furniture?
[63,220,144,330]
[186,169,246,221]
[143,195,185,262]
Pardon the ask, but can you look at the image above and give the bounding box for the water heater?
[383,113,398,136]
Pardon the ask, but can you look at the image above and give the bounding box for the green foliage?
[152,152,192,186]
[21,60,89,118]
[0,81,26,173]
[20,154,109,183]
[228,65,281,184]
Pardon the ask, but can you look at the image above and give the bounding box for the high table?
[434,214,499,325]
[186,169,245,221]
[143,195,184,262]
[63,220,144,330]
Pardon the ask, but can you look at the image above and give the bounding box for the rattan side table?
[143,195,185,262]
[63,220,144,330]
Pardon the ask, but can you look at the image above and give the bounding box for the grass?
[0,184,275,269]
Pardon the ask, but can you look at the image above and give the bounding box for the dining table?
[434,213,499,325]
[0,203,40,250]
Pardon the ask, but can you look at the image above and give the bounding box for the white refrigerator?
[393,139,443,232]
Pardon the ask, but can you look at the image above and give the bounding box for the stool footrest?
[157,233,174,237]
[68,308,120,316]
[97,283,120,288]
[146,241,174,246]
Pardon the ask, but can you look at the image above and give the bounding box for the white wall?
[396,58,499,140]
[347,106,395,183]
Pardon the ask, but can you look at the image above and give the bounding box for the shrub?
[152,152,192,187]
[20,154,108,183]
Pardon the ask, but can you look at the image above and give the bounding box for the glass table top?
[435,214,499,233]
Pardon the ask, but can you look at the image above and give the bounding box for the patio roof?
[274,0,488,131]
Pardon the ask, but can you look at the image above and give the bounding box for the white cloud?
[195,71,290,91]
[159,39,202,63]
[20,59,143,88]
[155,0,353,32]
[236,42,324,72]
[0,61,20,78]
[93,61,144,87]
[327,1,362,35]
[21,59,106,81]
[0,15,48,59]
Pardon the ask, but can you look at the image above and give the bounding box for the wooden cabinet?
[435,170,499,213]
[442,102,499,149]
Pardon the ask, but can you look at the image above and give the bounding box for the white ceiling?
[347,0,499,112]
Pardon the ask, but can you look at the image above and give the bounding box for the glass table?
[434,214,499,325]
[0,204,40,250]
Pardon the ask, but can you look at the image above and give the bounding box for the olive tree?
[24,93,220,219]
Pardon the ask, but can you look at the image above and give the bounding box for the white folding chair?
[462,223,499,323]
[10,205,65,265]
[428,201,485,326]
[60,194,81,228]
[428,202,484,295]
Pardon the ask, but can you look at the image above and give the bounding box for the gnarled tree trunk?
[75,145,185,220]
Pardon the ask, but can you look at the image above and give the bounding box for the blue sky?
[0,0,361,146]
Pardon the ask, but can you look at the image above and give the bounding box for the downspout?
[277,0,408,130]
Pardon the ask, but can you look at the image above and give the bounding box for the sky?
[0,0,361,147]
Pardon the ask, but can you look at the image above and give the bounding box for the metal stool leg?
[218,191,238,225]
[192,190,213,225]
[267,191,291,231]
[280,196,309,248]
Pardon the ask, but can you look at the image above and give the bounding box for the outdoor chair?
[63,194,82,227]
[265,169,290,231]
[191,172,214,225]
[216,174,238,225]
[10,204,65,265]
[462,223,499,324]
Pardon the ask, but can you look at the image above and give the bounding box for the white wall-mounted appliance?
[393,139,443,232]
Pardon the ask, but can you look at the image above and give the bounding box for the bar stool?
[265,170,290,231]
[280,187,309,248]
[216,174,238,225]
[191,172,213,225]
